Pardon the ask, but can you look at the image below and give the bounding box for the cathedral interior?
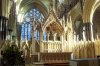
[0,0,100,66]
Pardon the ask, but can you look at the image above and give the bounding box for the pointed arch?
[74,14,83,23]
[83,0,100,23]
[73,14,83,40]
[42,10,64,34]
[91,0,100,23]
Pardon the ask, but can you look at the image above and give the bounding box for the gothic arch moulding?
[73,15,83,32]
[73,15,83,40]
[42,10,64,34]
[73,14,83,24]
[92,1,100,39]
[83,0,100,23]
[68,2,82,24]
[90,0,100,23]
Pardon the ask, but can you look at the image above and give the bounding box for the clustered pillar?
[83,22,93,41]
[0,16,8,40]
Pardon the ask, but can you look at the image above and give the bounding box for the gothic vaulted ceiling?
[16,0,52,17]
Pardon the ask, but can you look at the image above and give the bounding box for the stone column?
[31,27,35,55]
[0,0,2,16]
[54,33,56,41]
[83,22,93,41]
[3,18,6,40]
[47,33,49,41]
[39,31,43,52]
[0,17,1,40]
[61,31,66,52]
[53,0,56,13]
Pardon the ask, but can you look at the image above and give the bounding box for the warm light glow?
[14,0,17,3]
[59,0,64,4]
[15,0,23,14]
[21,8,23,11]
[74,32,76,42]
[83,27,86,41]
[90,23,94,41]
[17,14,24,23]
[16,5,19,14]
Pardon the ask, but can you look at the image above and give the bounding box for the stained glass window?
[43,31,47,41]
[34,30,39,40]
[21,8,44,41]
[21,22,32,40]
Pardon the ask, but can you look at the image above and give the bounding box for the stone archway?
[73,15,83,41]
[83,0,99,23]
[82,0,100,40]
[89,0,100,40]
[90,1,100,23]
[92,5,100,39]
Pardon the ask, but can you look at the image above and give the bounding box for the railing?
[42,41,62,52]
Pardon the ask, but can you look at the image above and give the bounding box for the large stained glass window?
[21,8,44,41]
[21,22,32,40]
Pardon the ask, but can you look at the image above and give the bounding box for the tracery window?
[21,8,44,41]
[21,22,32,40]
[34,30,39,40]
[43,31,47,41]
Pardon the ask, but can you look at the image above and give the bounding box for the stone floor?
[25,62,69,66]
